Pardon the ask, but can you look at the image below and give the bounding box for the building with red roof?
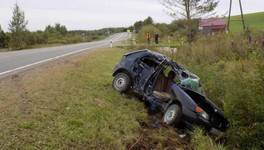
[199,18,227,35]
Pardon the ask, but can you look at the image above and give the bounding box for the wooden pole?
[239,0,246,30]
[227,0,232,32]
[227,0,246,32]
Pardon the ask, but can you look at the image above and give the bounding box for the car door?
[144,61,167,95]
[133,57,158,92]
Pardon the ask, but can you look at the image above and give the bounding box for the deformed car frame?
[112,50,228,134]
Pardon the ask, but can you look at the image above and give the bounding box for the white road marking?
[0,45,104,76]
[0,33,129,76]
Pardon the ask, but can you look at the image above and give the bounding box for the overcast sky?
[0,0,263,32]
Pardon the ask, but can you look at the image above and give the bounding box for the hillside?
[225,12,264,32]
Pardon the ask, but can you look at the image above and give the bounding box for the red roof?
[199,18,227,30]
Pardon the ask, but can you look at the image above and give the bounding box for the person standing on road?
[147,32,151,45]
[155,33,159,44]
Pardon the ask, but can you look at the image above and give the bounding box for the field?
[155,32,264,149]
[1,32,263,149]
[0,47,198,149]
[225,12,264,32]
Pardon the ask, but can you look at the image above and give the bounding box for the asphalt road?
[0,32,130,79]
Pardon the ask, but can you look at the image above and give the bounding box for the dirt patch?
[0,48,8,52]
[127,115,193,150]
[125,101,193,150]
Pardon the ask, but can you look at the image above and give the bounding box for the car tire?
[163,104,182,126]
[112,73,131,93]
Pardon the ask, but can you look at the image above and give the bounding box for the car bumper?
[181,107,226,135]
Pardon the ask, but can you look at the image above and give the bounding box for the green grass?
[225,12,264,32]
[0,47,193,149]
[153,41,182,48]
[0,48,148,149]
[150,31,264,149]
[190,127,226,150]
[125,34,182,48]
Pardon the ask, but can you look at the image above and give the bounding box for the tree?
[0,30,9,48]
[45,23,68,37]
[25,31,37,46]
[161,0,219,43]
[143,16,154,26]
[55,23,67,36]
[8,3,28,49]
[134,21,143,32]
[137,25,161,43]
[155,23,168,36]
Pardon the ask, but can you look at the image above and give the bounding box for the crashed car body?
[112,50,228,134]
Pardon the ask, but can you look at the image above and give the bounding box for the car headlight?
[195,106,209,120]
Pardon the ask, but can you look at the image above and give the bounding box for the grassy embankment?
[0,48,195,149]
[2,30,262,149]
[0,48,144,149]
[142,31,264,149]
[225,12,264,32]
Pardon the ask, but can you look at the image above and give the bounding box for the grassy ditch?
[0,47,193,149]
[138,31,264,149]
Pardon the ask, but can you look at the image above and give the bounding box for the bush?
[64,35,84,44]
[0,31,9,48]
[25,31,37,46]
[47,39,67,44]
[154,30,264,149]
[136,25,161,43]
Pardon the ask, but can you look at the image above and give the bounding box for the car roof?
[124,49,167,61]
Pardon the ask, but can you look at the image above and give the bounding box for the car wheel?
[112,73,131,93]
[163,104,182,126]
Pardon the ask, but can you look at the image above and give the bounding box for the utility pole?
[227,0,246,32]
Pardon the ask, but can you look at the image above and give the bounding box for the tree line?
[0,3,127,50]
[1,0,219,50]
[132,16,199,43]
[133,0,219,44]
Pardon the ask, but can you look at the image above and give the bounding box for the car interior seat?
[153,70,176,99]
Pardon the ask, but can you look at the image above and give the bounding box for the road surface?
[0,32,130,79]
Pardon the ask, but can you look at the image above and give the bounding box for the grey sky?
[0,0,263,32]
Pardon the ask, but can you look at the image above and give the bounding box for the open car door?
[133,56,163,92]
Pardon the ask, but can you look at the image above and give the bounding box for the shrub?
[153,30,264,149]
[47,39,67,44]
[136,25,161,43]
[64,35,84,44]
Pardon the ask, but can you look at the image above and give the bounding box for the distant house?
[199,18,227,35]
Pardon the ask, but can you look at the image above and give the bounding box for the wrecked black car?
[112,50,228,135]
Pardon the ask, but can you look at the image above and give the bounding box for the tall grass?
[190,127,226,150]
[163,30,264,149]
